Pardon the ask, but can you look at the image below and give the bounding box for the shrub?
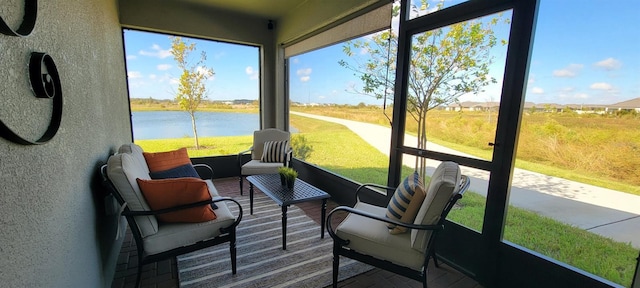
[291,134,314,161]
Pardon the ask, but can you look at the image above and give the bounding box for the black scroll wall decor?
[1,0,64,145]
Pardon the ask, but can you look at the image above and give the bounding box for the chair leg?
[230,227,237,274]
[423,254,431,288]
[239,176,244,196]
[332,246,340,288]
[431,250,440,268]
[134,255,143,288]
[422,270,428,288]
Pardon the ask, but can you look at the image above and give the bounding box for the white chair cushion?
[241,159,284,175]
[107,152,158,237]
[143,192,236,255]
[336,202,425,271]
[205,179,220,196]
[118,143,149,174]
[411,161,461,252]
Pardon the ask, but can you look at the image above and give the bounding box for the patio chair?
[327,161,470,288]
[237,128,292,194]
[100,144,243,287]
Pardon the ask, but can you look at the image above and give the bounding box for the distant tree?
[340,0,508,179]
[170,36,214,149]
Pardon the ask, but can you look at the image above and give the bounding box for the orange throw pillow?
[136,178,217,223]
[143,147,192,172]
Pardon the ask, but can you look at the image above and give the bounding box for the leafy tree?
[340,1,508,179]
[170,36,214,149]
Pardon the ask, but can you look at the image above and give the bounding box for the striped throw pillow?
[385,171,426,234]
[261,140,290,163]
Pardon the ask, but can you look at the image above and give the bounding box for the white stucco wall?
[0,0,130,286]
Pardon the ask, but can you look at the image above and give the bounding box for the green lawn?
[136,114,637,287]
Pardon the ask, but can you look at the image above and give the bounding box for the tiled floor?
[112,177,481,288]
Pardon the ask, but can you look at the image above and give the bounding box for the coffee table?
[247,174,330,250]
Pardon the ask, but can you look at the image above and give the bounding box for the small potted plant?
[278,166,298,189]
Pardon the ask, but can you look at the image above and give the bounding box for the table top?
[247,174,330,206]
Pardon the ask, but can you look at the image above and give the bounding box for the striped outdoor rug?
[177,194,373,288]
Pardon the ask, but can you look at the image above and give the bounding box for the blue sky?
[124,0,639,106]
[123,30,260,101]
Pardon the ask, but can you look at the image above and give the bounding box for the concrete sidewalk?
[292,111,640,248]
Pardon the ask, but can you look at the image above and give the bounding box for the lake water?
[132,111,260,140]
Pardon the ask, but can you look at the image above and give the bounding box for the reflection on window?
[407,0,470,20]
[403,9,510,162]
[502,1,640,286]
[288,34,394,184]
[400,10,512,231]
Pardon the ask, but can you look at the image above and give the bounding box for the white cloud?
[297,68,312,76]
[590,82,613,90]
[594,58,621,70]
[196,66,213,78]
[245,66,259,80]
[574,93,589,99]
[139,44,172,59]
[156,74,173,83]
[556,87,589,102]
[214,51,226,60]
[552,64,583,77]
[531,87,544,94]
[126,55,137,60]
[291,58,300,64]
[528,77,535,84]
[157,64,172,71]
[148,74,157,80]
[127,71,142,79]
[297,68,312,82]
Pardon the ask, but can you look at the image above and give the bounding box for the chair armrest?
[284,147,293,166]
[122,197,243,232]
[326,205,444,245]
[237,147,253,156]
[193,163,214,179]
[122,198,218,216]
[458,175,471,196]
[355,183,395,203]
[214,197,243,231]
[237,146,253,170]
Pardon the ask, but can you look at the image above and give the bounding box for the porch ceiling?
[177,0,306,20]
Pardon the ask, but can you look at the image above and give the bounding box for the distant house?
[609,97,640,113]
[445,98,640,114]
[233,99,255,105]
[447,101,528,111]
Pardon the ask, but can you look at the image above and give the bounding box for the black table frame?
[247,174,330,250]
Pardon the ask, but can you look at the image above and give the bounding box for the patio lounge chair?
[327,161,470,288]
[100,144,242,287]
[237,128,292,195]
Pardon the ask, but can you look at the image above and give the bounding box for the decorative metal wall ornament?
[0,0,37,37]
[0,52,63,145]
